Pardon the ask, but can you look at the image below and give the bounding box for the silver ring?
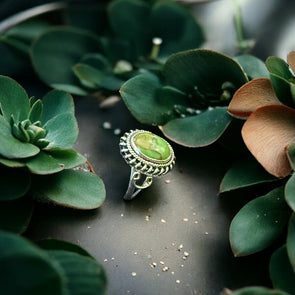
[120,129,176,200]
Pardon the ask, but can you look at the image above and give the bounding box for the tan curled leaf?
[228,78,281,119]
[242,105,295,178]
[287,51,295,74]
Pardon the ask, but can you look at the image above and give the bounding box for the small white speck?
[194,220,199,224]
[193,212,196,216]
[145,216,150,221]
[104,259,108,262]
[183,218,189,222]
[165,179,171,184]
[113,128,121,135]
[161,219,166,223]
[171,271,175,275]
[184,251,189,257]
[87,226,91,229]
[134,251,138,255]
[160,261,165,265]
[102,121,112,129]
[208,106,214,111]
[176,280,181,284]
[172,243,175,246]
[205,232,209,235]
[111,257,115,261]
[182,256,187,260]
[162,266,169,272]
[131,272,137,277]
[178,244,183,251]
[120,213,124,217]
[152,37,163,45]
[147,254,152,259]
[150,262,157,268]
[180,264,184,268]
[275,220,279,223]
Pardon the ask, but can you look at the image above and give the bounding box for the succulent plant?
[0,75,105,233]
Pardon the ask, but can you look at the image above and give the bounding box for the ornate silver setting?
[120,129,176,200]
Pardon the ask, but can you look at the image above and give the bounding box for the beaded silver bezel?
[120,129,175,177]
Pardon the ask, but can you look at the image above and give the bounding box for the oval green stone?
[133,132,171,161]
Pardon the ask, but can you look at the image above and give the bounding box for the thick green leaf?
[0,231,65,295]
[230,287,290,295]
[47,148,86,170]
[0,197,34,233]
[0,165,31,200]
[31,27,103,95]
[37,239,93,258]
[287,213,295,271]
[120,72,185,125]
[0,157,25,168]
[270,246,295,294]
[0,75,30,121]
[80,53,112,72]
[266,56,294,106]
[108,0,151,57]
[151,0,204,59]
[235,54,269,79]
[25,151,64,175]
[285,173,295,211]
[28,99,42,123]
[44,113,78,149]
[50,83,89,96]
[0,115,40,159]
[220,157,277,193]
[230,187,290,256]
[161,106,232,147]
[73,63,124,91]
[47,250,107,295]
[31,170,106,209]
[164,49,248,94]
[41,90,74,124]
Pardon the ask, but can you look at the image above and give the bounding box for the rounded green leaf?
[41,90,75,124]
[31,27,103,95]
[37,239,93,258]
[0,164,31,201]
[0,197,34,233]
[164,49,248,94]
[151,0,204,59]
[160,106,232,147]
[120,72,185,125]
[28,99,43,123]
[47,250,107,295]
[44,113,78,149]
[220,157,277,193]
[0,75,30,122]
[0,231,65,295]
[31,170,106,209]
[269,246,295,294]
[230,287,290,295]
[285,173,295,211]
[265,56,294,106]
[287,214,295,271]
[0,115,40,159]
[25,151,65,175]
[235,54,269,79]
[230,187,290,257]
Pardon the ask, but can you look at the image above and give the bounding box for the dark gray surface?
[26,97,272,295]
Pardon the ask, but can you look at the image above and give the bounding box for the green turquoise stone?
[133,132,171,161]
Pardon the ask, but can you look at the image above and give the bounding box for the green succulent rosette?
[0,75,105,234]
[0,231,107,295]
[30,0,204,95]
[120,49,252,147]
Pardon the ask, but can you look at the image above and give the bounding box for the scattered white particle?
[150,262,157,268]
[178,244,183,251]
[102,121,112,129]
[194,220,199,224]
[147,254,152,259]
[196,110,201,114]
[165,179,171,184]
[160,261,165,265]
[87,226,91,229]
[172,242,176,246]
[120,213,124,217]
[183,218,189,222]
[275,220,279,223]
[161,219,166,223]
[99,95,121,109]
[182,256,187,260]
[205,232,209,235]
[131,272,137,277]
[113,128,121,135]
[145,215,150,221]
[104,259,108,262]
[171,271,175,275]
[180,264,184,268]
[208,106,214,111]
[152,37,163,45]
[162,266,169,272]
[157,273,160,277]
[176,280,181,284]
[193,212,197,216]
[184,251,189,257]
[134,251,138,255]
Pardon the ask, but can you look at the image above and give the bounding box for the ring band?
[120,129,175,200]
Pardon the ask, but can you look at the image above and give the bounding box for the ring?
[119,129,176,200]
